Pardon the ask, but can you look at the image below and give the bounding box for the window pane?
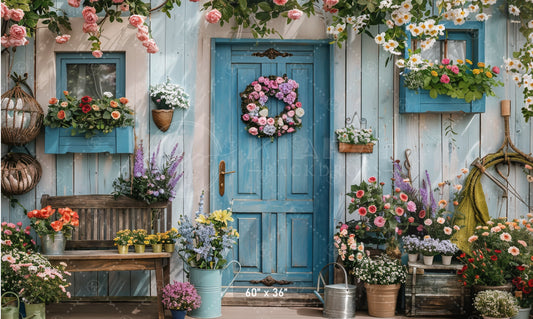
[66,64,117,99]
[446,40,466,61]
[420,41,441,63]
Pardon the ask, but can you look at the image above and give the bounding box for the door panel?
[211,40,330,289]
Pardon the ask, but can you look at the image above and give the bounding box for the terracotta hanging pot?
[152,109,174,132]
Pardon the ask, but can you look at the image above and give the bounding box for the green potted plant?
[511,265,533,319]
[334,125,377,153]
[474,290,519,319]
[354,255,407,317]
[149,80,190,132]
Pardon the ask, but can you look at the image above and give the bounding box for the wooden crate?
[405,262,470,317]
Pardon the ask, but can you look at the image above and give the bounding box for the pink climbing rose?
[205,9,222,23]
[288,9,303,20]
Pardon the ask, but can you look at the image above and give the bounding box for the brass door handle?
[219,160,235,196]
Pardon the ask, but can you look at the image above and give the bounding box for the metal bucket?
[1,292,19,319]
[313,262,357,319]
[188,260,241,318]
[41,231,65,255]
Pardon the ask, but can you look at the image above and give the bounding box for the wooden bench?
[41,194,173,319]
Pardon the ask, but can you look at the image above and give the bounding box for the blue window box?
[400,21,485,114]
[399,81,485,113]
[44,127,134,154]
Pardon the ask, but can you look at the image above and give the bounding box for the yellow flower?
[457,59,464,64]
[231,229,240,238]
[431,70,438,77]
[472,69,481,75]
[477,62,485,68]
[485,71,493,78]
[195,214,211,224]
[466,59,473,65]
[211,209,234,226]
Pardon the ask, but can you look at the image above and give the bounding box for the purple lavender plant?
[112,141,184,205]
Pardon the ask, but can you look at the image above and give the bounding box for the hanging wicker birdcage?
[1,73,44,146]
[1,152,42,196]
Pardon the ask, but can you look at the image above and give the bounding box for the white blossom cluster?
[150,81,190,110]
[354,255,407,285]
[335,125,377,145]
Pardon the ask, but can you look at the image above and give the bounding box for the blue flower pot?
[171,309,187,319]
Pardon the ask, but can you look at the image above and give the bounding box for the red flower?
[57,110,66,120]
[529,279,533,288]
[468,258,474,263]
[356,190,365,198]
[399,193,408,201]
[419,210,426,219]
[81,104,91,113]
[81,95,92,103]
[50,220,63,232]
[490,255,497,261]
[368,205,377,213]
[494,249,502,254]
[368,176,376,183]
[460,253,466,258]
[517,265,526,271]
[358,207,367,217]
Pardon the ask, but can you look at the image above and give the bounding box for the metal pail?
[1,292,19,319]
[313,262,357,319]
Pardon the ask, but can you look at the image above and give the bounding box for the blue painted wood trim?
[400,21,486,113]
[56,52,126,98]
[212,38,331,45]
[232,200,313,212]
[44,127,133,154]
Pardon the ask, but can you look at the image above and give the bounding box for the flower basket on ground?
[355,255,407,318]
[474,290,519,319]
[149,80,190,132]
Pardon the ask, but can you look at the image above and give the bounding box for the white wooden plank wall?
[1,2,532,297]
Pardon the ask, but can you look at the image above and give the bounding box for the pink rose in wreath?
[273,0,288,5]
[258,117,267,126]
[242,114,250,121]
[249,127,258,136]
[246,103,257,112]
[287,110,295,117]
[267,118,275,126]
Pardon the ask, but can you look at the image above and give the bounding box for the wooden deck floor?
[46,302,451,318]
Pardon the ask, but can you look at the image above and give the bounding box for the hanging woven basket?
[152,109,174,132]
[1,73,44,146]
[1,152,42,196]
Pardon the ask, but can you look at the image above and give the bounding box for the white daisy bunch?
[354,255,407,285]
[335,125,377,145]
[150,80,190,110]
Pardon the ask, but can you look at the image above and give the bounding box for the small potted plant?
[436,239,458,265]
[146,233,164,253]
[335,125,377,153]
[149,80,190,132]
[26,206,79,255]
[474,290,519,319]
[418,237,440,265]
[355,255,407,317]
[512,265,533,319]
[161,281,201,319]
[132,229,148,253]
[162,227,179,253]
[402,235,420,263]
[113,229,133,254]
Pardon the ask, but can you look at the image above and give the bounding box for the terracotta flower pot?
[364,283,400,317]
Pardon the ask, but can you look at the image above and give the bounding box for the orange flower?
[50,220,64,232]
[63,91,69,96]
[40,206,55,219]
[110,101,118,108]
[49,97,58,104]
[477,62,485,68]
[111,111,121,119]
[60,214,71,223]
[485,71,493,78]
[57,110,66,120]
[71,219,79,227]
[119,97,128,104]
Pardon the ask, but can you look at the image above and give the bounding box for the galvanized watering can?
[313,262,357,319]
[1,292,20,319]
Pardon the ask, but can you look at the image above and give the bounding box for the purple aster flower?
[133,144,146,177]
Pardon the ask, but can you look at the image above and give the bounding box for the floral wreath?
[240,75,304,139]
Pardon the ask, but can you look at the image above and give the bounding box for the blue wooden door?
[211,39,330,289]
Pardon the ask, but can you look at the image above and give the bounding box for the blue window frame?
[56,52,125,99]
[400,21,485,113]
